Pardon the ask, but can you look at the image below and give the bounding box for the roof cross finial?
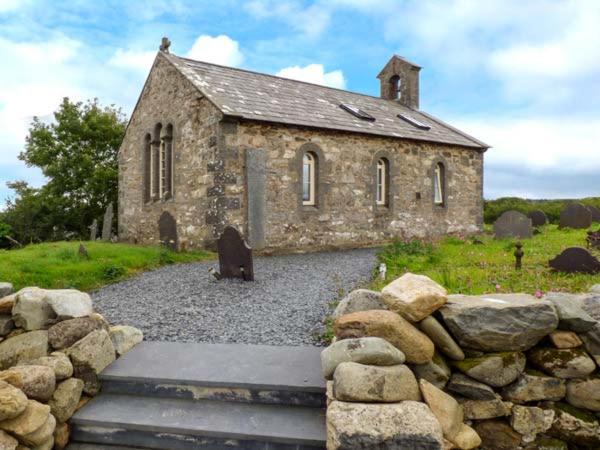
[160,37,171,53]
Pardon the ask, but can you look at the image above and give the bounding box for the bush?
[101,264,126,281]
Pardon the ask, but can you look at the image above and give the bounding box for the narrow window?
[164,124,173,199]
[434,162,445,205]
[303,152,316,206]
[390,75,400,100]
[376,158,389,206]
[143,134,152,203]
[152,123,162,200]
[159,138,166,197]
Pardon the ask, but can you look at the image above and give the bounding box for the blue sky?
[1,0,599,207]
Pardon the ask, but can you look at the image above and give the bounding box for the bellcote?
[377,55,421,109]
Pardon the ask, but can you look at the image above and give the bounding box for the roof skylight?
[340,104,375,121]
[397,113,431,130]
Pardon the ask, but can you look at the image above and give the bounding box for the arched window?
[160,124,173,199]
[389,75,401,100]
[302,152,317,206]
[143,134,152,203]
[376,158,390,206]
[434,162,445,206]
[151,123,162,200]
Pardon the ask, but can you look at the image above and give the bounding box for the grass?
[0,241,214,292]
[374,225,600,295]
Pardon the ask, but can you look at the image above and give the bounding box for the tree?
[3,98,127,242]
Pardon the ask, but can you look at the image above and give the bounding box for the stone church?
[118,39,488,252]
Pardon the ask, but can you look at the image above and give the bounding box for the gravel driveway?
[92,248,378,346]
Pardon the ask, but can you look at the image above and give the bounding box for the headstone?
[217,225,254,281]
[549,247,600,274]
[89,219,98,241]
[559,203,592,229]
[493,211,532,239]
[588,205,600,223]
[78,243,89,259]
[528,210,547,227]
[158,211,178,251]
[101,203,114,241]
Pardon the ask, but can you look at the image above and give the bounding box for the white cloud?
[0,0,25,13]
[245,1,330,38]
[186,35,244,67]
[276,64,346,89]
[108,49,156,72]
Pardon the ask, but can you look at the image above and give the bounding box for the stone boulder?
[0,365,55,402]
[549,330,582,349]
[566,378,600,412]
[11,288,54,331]
[544,292,596,332]
[419,379,463,441]
[109,325,143,356]
[0,331,48,370]
[20,413,55,447]
[0,316,13,337]
[528,347,596,379]
[579,323,600,365]
[522,437,568,450]
[0,294,15,315]
[510,405,554,443]
[591,284,600,294]
[62,329,115,395]
[48,378,84,422]
[320,337,405,379]
[334,310,434,364]
[547,402,600,448]
[472,419,523,450]
[439,294,558,352]
[411,352,451,389]
[0,283,13,298]
[0,400,50,437]
[0,380,27,421]
[333,362,420,402]
[54,421,70,450]
[44,290,93,320]
[451,424,481,450]
[0,430,18,450]
[447,373,496,400]
[452,352,526,387]
[501,373,566,403]
[381,273,447,322]
[331,289,387,319]
[459,396,512,420]
[19,352,73,381]
[326,400,444,450]
[48,316,108,350]
[581,294,600,321]
[418,316,464,361]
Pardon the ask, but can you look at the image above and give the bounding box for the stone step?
[71,394,327,450]
[100,341,326,407]
[67,445,148,450]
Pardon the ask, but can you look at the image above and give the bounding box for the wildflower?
[534,289,543,299]
[495,284,501,292]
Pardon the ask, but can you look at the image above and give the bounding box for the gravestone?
[101,203,114,241]
[588,206,600,223]
[493,210,532,239]
[559,203,592,229]
[549,247,600,274]
[217,225,254,281]
[528,210,547,227]
[89,219,98,241]
[158,211,178,251]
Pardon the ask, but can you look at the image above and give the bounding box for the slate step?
[100,341,326,407]
[71,394,327,450]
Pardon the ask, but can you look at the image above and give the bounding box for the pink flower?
[495,284,501,292]
[534,289,543,299]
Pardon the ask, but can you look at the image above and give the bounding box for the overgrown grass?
[0,241,214,292]
[374,225,600,295]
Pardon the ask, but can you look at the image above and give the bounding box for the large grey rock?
[0,283,13,298]
[48,316,108,350]
[326,400,444,450]
[381,273,447,322]
[48,377,84,422]
[0,316,13,336]
[459,396,512,420]
[544,292,597,332]
[19,352,73,381]
[331,289,387,319]
[473,419,523,450]
[0,295,14,315]
[418,315,464,361]
[109,325,143,356]
[581,294,600,321]
[447,373,496,400]
[0,330,48,370]
[411,352,451,389]
[566,378,600,411]
[320,337,405,379]
[62,329,115,395]
[0,380,27,421]
[501,373,566,403]
[0,399,50,437]
[548,402,600,448]
[590,284,600,294]
[44,290,93,320]
[439,294,558,352]
[0,365,56,402]
[333,362,420,402]
[580,323,600,365]
[528,347,596,379]
[419,379,463,441]
[20,413,55,447]
[510,405,554,444]
[11,288,54,331]
[452,352,526,387]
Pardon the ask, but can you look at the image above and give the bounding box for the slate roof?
[163,52,488,150]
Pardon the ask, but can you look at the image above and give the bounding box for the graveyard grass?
[374,225,600,295]
[0,241,214,292]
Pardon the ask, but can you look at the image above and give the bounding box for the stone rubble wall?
[323,276,600,450]
[0,282,143,450]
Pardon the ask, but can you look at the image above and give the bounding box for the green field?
[374,225,600,295]
[0,241,214,292]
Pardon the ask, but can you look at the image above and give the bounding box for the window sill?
[300,205,320,215]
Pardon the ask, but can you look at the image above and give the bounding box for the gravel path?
[92,248,378,346]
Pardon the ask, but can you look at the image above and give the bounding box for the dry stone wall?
[323,275,600,449]
[0,283,143,450]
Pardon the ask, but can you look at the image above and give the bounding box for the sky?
[0,0,599,206]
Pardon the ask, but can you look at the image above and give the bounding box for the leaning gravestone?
[549,247,600,274]
[493,210,532,239]
[89,219,98,241]
[559,203,592,229]
[588,205,600,223]
[217,225,254,281]
[528,210,547,228]
[101,203,114,241]
[158,211,178,251]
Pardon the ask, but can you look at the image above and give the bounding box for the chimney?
[377,55,421,109]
